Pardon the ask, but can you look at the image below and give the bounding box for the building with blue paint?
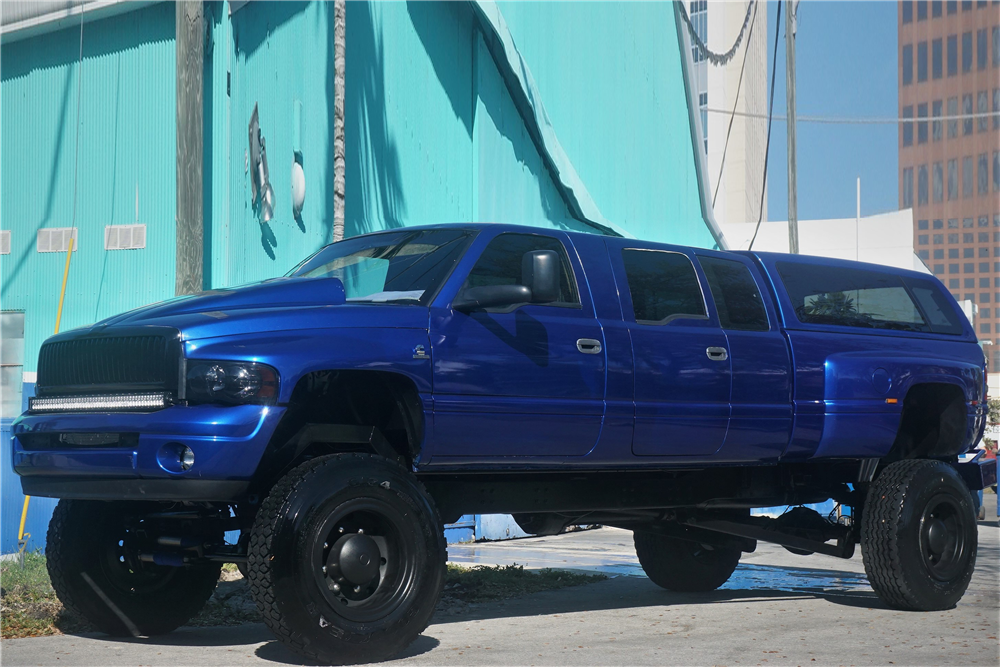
[1,0,726,553]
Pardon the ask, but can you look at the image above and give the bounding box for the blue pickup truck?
[13,224,995,664]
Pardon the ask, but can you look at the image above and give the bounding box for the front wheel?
[633,532,741,592]
[46,500,222,636]
[247,453,446,665]
[861,459,977,611]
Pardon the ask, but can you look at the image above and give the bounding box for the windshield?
[288,228,474,305]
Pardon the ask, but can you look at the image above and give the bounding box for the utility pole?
[176,0,204,294]
[785,0,799,254]
[332,0,346,242]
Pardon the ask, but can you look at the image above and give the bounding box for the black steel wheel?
[46,500,222,636]
[247,453,446,665]
[861,459,977,611]
[633,531,741,592]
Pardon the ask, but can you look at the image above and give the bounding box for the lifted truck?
[13,224,996,664]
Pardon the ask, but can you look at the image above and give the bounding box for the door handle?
[577,338,602,354]
[706,346,728,361]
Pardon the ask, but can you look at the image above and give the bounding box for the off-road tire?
[861,459,977,611]
[246,453,446,665]
[633,532,741,592]
[46,500,222,636]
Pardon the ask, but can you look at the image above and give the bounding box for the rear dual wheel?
[861,459,977,611]
[246,453,446,665]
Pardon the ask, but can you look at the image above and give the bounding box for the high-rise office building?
[898,0,1000,366]
[688,0,769,225]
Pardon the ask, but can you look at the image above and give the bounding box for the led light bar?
[29,393,170,413]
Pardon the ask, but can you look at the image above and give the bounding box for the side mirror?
[452,284,532,312]
[522,250,560,304]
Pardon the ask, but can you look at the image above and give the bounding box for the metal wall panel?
[493,1,714,248]
[0,2,177,374]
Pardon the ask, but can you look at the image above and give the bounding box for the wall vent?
[104,224,146,250]
[0,231,9,255]
[37,228,77,253]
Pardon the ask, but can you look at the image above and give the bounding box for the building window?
[932,100,943,140]
[950,264,960,273]
[933,162,944,202]
[917,42,929,81]
[932,39,943,78]
[964,217,974,227]
[962,0,971,10]
[965,248,975,258]
[950,248,960,258]
[979,153,990,194]
[982,232,992,242]
[934,233,945,243]
[947,0,958,14]
[946,219,956,229]
[978,91,989,132]
[994,150,1000,191]
[935,264,946,274]
[948,159,958,199]
[919,234,930,244]
[903,0,913,22]
[983,288,992,297]
[1,312,25,419]
[948,35,958,75]
[981,246,991,257]
[949,233,960,243]
[903,106,914,146]
[903,44,913,84]
[903,167,914,206]
[935,249,946,259]
[963,232,974,242]
[918,165,929,205]
[962,94,973,134]
[994,89,999,130]
[949,279,960,289]
[963,156,974,197]
[963,31,973,72]
[994,26,1000,67]
[947,96,958,137]
[933,0,943,16]
[981,262,991,272]
[982,308,992,319]
[918,219,929,230]
[919,250,930,260]
[918,0,928,19]
[964,263,975,273]
[978,28,988,70]
[981,323,992,334]
[917,103,928,143]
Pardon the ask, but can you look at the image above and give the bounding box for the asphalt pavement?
[3,494,997,667]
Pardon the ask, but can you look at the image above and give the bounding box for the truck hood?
[71,277,429,341]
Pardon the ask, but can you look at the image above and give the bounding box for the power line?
[712,1,759,209]
[679,0,756,66]
[706,107,1000,125]
[749,0,782,252]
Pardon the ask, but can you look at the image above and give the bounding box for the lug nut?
[338,527,344,534]
[353,585,361,593]
[332,583,340,593]
[357,528,364,534]
[322,566,327,574]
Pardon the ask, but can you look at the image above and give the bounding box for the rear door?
[696,253,792,461]
[608,240,731,457]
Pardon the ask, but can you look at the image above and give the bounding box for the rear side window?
[463,233,579,306]
[699,257,769,331]
[622,249,706,324]
[777,262,961,334]
[904,277,966,334]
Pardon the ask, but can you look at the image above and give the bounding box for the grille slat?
[37,332,179,395]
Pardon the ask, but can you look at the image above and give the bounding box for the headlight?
[186,361,278,405]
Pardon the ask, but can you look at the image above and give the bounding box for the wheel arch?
[886,380,969,461]
[250,369,426,490]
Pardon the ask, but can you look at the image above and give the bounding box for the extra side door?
[427,230,607,460]
[608,240,731,457]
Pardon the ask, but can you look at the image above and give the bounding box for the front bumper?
[11,403,285,500]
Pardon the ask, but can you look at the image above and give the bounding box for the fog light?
[157,442,195,474]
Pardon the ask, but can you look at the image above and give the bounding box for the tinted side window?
[622,249,706,324]
[700,257,769,331]
[903,278,966,334]
[463,233,579,306]
[777,262,930,332]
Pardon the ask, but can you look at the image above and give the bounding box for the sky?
[764,0,899,221]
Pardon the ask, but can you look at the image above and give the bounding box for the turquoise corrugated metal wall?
[0,2,177,373]
[493,1,712,247]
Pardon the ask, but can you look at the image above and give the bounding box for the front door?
[609,243,731,457]
[429,232,606,459]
